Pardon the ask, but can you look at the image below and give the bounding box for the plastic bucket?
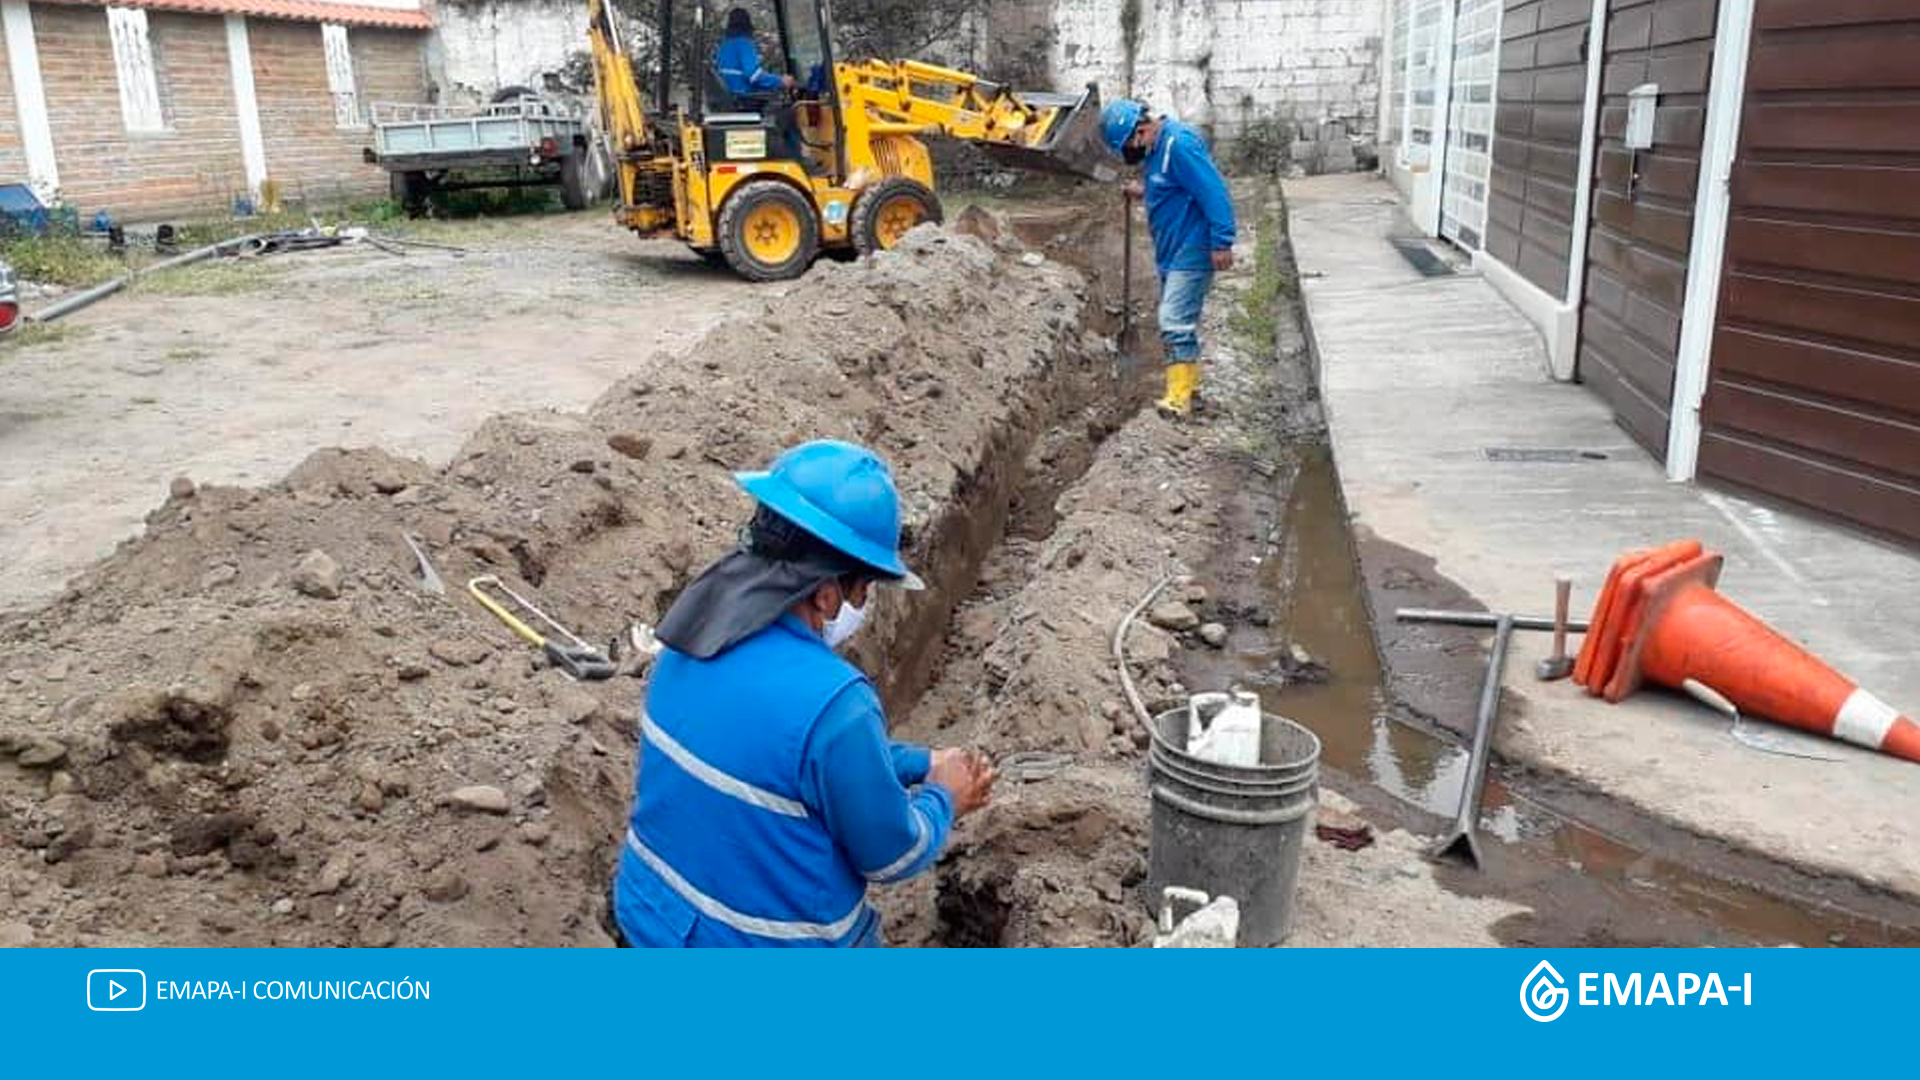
[1147,701,1321,946]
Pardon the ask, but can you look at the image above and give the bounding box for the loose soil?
[0,187,1521,948]
[0,211,759,614]
[7,184,1880,950]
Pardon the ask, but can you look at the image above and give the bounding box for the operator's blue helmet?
[735,439,923,589]
[1100,98,1148,157]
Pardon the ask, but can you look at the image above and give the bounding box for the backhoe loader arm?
[838,60,1109,178]
[587,0,650,156]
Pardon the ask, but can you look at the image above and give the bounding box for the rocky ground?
[0,189,1523,948]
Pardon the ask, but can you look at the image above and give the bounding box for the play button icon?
[87,969,145,1012]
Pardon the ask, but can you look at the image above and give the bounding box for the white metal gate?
[1439,0,1500,249]
[1404,0,1444,169]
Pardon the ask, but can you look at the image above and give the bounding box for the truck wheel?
[559,151,590,211]
[717,180,819,282]
[391,170,431,217]
[851,177,941,256]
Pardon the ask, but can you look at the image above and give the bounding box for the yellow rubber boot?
[1156,362,1197,418]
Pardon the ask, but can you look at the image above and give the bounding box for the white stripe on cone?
[1833,688,1901,750]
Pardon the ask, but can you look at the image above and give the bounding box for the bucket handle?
[1151,783,1316,827]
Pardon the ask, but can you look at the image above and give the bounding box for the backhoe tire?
[851,177,942,256]
[718,179,819,282]
[559,150,591,211]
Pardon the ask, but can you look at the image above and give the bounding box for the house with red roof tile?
[0,0,433,219]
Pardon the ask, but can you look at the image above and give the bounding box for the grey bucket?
[1148,700,1321,946]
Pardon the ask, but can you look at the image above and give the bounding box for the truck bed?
[368,100,587,170]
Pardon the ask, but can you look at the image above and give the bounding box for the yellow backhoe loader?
[585,0,1109,281]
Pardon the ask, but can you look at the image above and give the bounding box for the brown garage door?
[1699,0,1920,545]
[1576,0,1719,460]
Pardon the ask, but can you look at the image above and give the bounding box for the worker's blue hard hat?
[1101,98,1148,157]
[735,439,923,589]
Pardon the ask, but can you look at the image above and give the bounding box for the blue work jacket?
[1144,119,1238,273]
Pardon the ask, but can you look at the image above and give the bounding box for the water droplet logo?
[1520,960,1569,1023]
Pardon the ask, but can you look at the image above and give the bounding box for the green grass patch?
[1229,193,1293,351]
[0,234,127,288]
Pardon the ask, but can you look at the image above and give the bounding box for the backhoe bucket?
[983,85,1116,182]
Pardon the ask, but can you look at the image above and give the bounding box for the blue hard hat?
[735,439,923,589]
[1100,98,1147,157]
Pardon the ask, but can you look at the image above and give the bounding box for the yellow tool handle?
[468,576,548,649]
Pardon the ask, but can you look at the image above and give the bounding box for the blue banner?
[0,948,1898,1075]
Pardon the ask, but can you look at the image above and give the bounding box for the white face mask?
[822,597,867,649]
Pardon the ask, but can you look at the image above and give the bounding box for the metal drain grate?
[1389,238,1455,277]
[1483,448,1611,463]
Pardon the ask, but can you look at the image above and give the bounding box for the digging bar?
[1396,608,1590,633]
[1430,614,1515,870]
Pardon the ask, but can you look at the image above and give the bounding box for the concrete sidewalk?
[1285,173,1920,900]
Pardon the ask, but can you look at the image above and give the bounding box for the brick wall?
[250,20,425,207]
[0,6,425,221]
[35,6,247,219]
[0,19,25,186]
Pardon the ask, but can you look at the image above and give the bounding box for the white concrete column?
[1,0,59,201]
[224,14,268,202]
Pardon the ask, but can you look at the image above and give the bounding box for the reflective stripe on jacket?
[614,614,952,947]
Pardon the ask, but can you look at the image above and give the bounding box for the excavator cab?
[588,0,1107,281]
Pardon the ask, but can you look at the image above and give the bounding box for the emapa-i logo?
[1521,960,1570,1022]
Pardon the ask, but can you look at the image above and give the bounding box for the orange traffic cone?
[1593,548,1920,763]
[1574,539,1702,694]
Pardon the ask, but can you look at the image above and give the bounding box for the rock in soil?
[1148,601,1200,632]
[1198,622,1229,648]
[445,785,511,815]
[291,549,342,599]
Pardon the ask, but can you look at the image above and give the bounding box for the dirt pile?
[0,226,1130,947]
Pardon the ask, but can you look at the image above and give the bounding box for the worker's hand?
[780,74,797,89]
[1211,248,1235,272]
[1122,180,1144,200]
[930,748,995,817]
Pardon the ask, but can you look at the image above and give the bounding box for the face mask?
[822,598,867,648]
[1123,142,1147,165]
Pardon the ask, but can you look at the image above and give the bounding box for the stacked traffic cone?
[1575,542,1920,763]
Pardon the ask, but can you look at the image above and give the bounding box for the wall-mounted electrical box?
[1626,84,1659,151]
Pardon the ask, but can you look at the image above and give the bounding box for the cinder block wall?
[1049,0,1383,159]
[249,21,425,209]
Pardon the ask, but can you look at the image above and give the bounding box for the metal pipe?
[1431,614,1515,869]
[1396,608,1590,634]
[29,234,263,324]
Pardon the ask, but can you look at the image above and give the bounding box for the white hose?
[1112,572,1177,737]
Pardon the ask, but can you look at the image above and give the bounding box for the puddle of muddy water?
[1188,446,1920,948]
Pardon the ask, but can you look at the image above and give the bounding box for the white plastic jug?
[1187,689,1264,767]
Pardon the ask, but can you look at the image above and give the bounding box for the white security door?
[1440,0,1499,249]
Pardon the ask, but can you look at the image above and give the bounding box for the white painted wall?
[1049,0,1384,153]
[431,0,591,106]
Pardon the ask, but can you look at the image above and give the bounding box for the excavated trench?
[865,189,1920,948]
[4,186,1912,950]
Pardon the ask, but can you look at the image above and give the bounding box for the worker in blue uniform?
[715,7,811,166]
[1101,98,1238,418]
[612,439,996,947]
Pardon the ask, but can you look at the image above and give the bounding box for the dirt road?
[0,212,759,612]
